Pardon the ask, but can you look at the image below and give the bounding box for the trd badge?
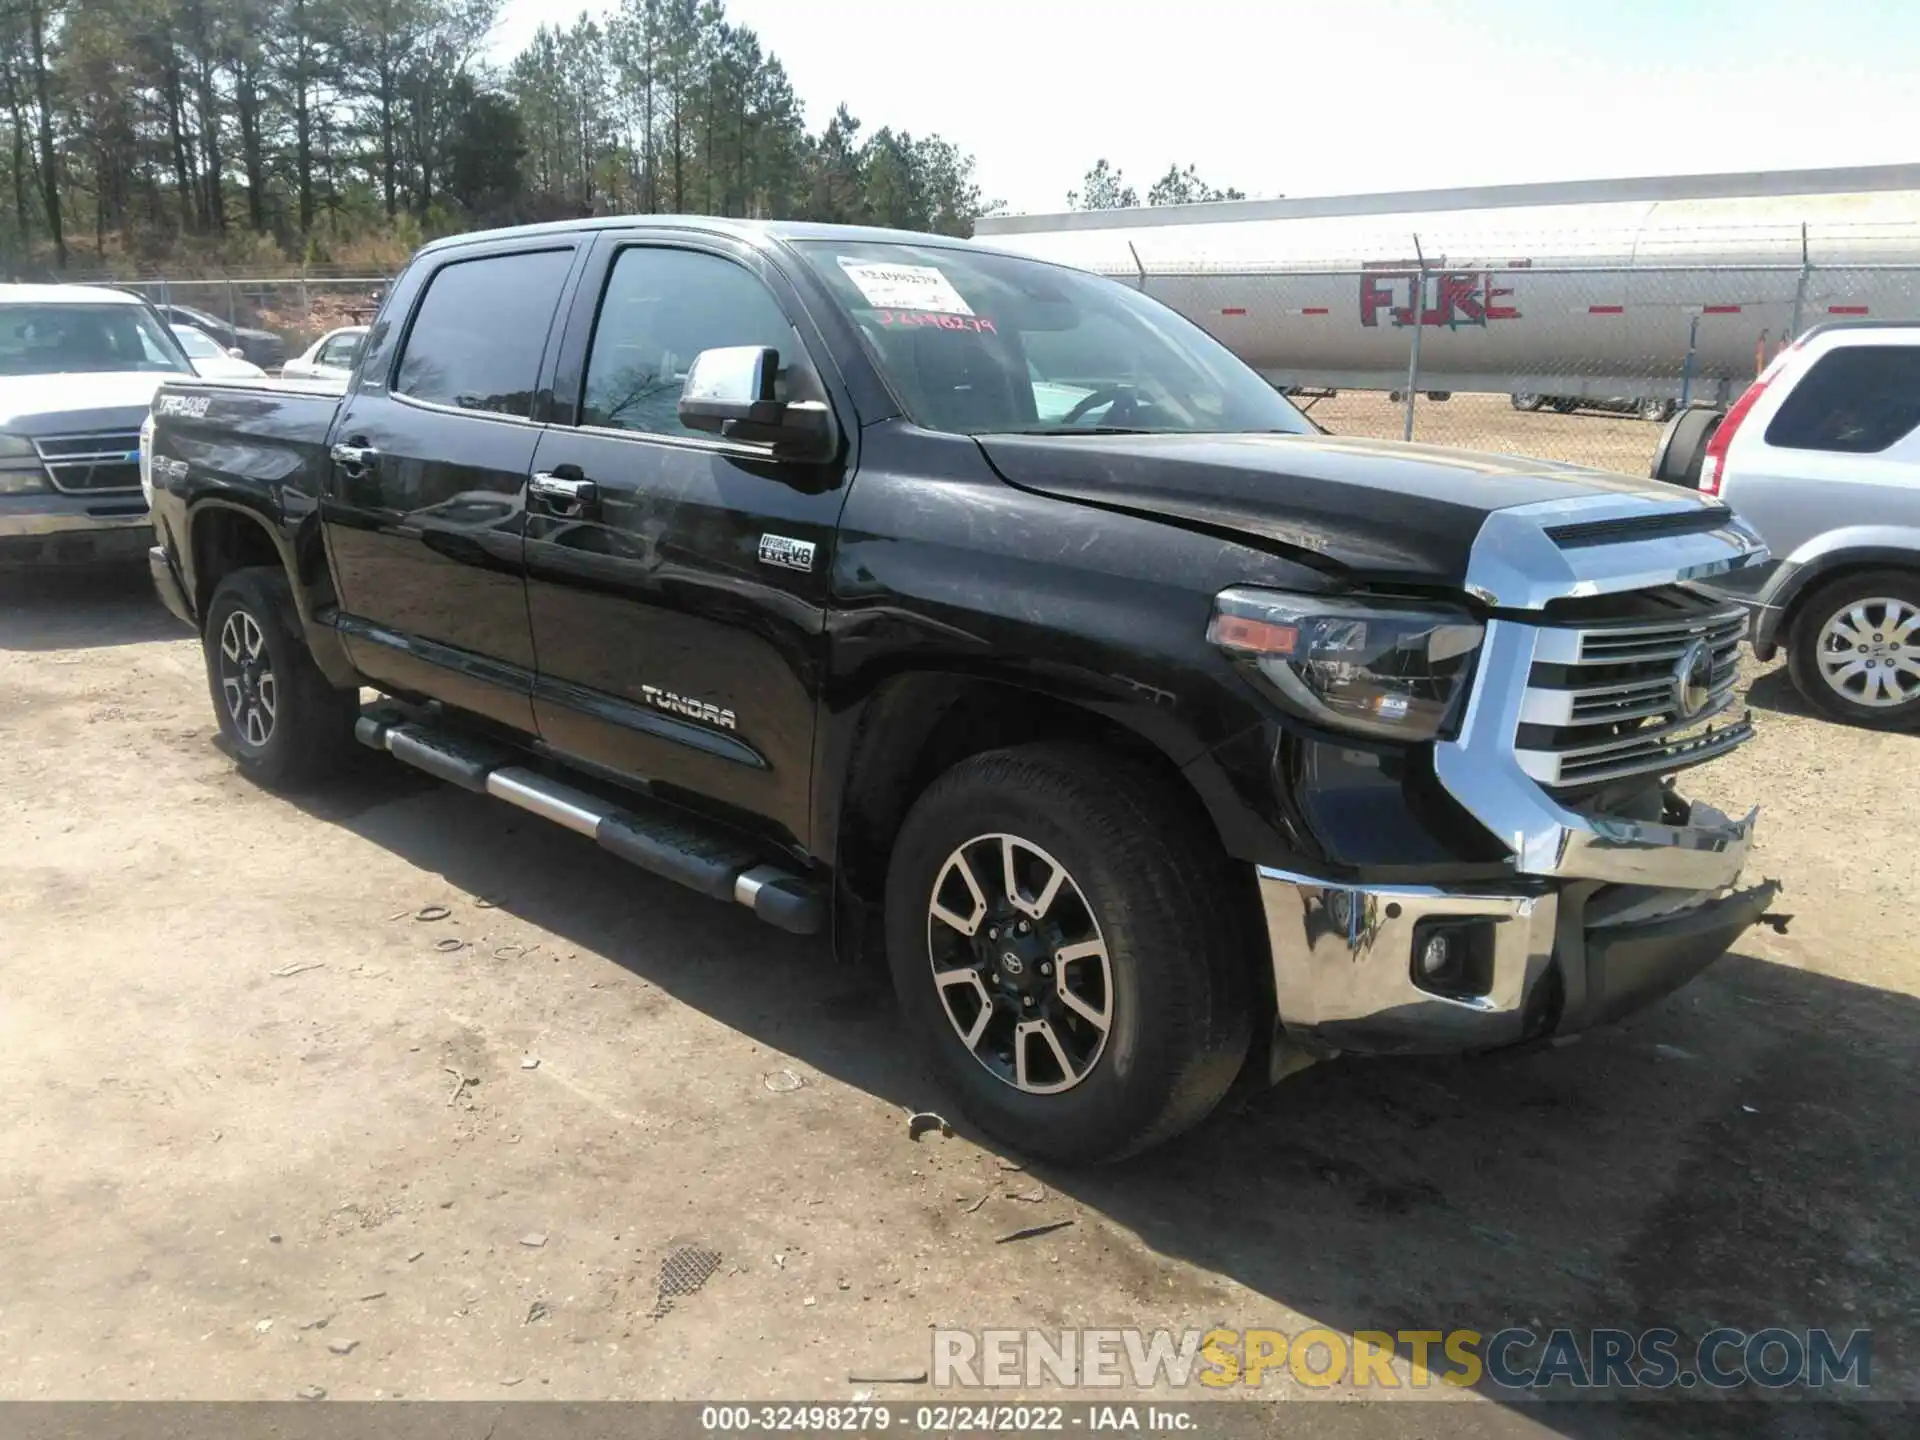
[758,534,816,572]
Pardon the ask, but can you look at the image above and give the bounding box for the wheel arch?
[822,669,1272,1027]
[829,672,1218,892]
[1757,534,1920,658]
[187,498,357,688]
[189,501,287,621]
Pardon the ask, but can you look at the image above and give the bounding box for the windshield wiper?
[1005,426,1160,437]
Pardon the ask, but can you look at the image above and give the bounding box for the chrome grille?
[1517,601,1752,788]
[34,431,144,494]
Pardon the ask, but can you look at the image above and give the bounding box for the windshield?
[0,303,190,377]
[171,325,222,359]
[796,240,1312,438]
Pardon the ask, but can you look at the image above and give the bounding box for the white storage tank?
[975,166,1920,410]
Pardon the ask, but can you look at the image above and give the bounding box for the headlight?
[139,412,157,506]
[0,431,46,492]
[1208,587,1484,741]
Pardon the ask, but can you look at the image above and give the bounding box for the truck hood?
[0,371,175,435]
[974,431,1699,584]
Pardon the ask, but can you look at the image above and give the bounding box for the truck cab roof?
[416,215,1030,263]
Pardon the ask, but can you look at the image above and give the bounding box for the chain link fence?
[1005,216,1920,475]
[122,276,391,358]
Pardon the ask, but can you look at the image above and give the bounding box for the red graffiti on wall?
[1359,272,1520,328]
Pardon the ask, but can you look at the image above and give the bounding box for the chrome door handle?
[530,472,598,514]
[330,442,378,470]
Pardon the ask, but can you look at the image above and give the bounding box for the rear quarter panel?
[148,379,346,632]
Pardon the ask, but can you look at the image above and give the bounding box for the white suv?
[1684,323,1920,728]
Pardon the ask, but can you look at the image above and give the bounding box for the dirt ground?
[1304,391,1670,476]
[1,567,1915,1432]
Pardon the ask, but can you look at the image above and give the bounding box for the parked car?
[0,283,192,567]
[149,302,286,370]
[144,217,1779,1162]
[1514,392,1677,423]
[1657,322,1920,728]
[170,324,268,381]
[281,325,366,384]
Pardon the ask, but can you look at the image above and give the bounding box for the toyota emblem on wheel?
[1673,637,1714,718]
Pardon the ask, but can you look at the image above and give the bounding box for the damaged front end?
[1257,491,1783,1063]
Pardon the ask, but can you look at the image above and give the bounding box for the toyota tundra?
[143,217,1778,1162]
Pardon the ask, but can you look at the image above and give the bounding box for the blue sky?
[492,0,1919,214]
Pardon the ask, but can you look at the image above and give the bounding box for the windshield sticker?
[877,310,996,335]
[838,259,975,316]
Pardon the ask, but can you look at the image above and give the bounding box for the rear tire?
[1787,570,1920,730]
[203,567,358,788]
[1510,393,1545,412]
[884,743,1252,1164]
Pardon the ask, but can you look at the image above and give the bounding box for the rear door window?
[395,249,573,417]
[1765,346,1920,453]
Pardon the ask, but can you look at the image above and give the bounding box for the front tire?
[1787,572,1920,729]
[203,567,358,787]
[885,744,1251,1164]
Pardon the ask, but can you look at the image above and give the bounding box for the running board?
[354,713,824,936]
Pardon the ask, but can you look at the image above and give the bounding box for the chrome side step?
[354,713,824,935]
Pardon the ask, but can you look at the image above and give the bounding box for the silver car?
[1690,321,1920,728]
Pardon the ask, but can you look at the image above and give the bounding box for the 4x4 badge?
[758,534,816,573]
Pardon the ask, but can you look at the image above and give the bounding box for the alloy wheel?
[1816,597,1920,708]
[218,609,277,747]
[925,833,1113,1095]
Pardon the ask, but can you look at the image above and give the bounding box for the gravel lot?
[1,567,1914,1431]
[1304,391,1670,476]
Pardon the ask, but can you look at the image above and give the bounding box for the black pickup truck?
[145,217,1778,1162]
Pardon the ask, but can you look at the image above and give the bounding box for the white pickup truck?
[0,283,196,568]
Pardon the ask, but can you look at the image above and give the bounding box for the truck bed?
[151,377,344,523]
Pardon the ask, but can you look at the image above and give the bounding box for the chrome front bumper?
[1259,784,1772,1059]
[1258,860,1779,1058]
[1259,869,1558,1056]
[1251,856,1774,1059]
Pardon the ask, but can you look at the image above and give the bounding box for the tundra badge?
[758,534,816,572]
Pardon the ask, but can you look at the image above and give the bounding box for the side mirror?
[678,345,833,460]
[227,346,246,360]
